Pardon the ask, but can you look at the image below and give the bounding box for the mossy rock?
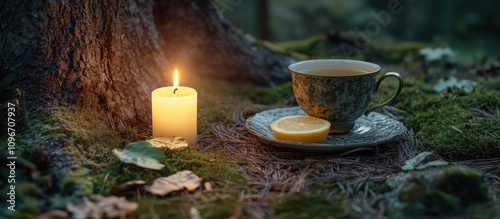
[379,166,490,218]
[274,193,349,219]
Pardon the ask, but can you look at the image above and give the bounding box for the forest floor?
[2,38,500,218]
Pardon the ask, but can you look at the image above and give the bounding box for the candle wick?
[173,88,178,94]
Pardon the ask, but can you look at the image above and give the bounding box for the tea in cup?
[289,59,403,133]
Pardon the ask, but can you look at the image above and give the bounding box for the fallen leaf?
[204,182,213,192]
[113,141,166,170]
[147,137,189,149]
[110,180,146,195]
[402,151,449,171]
[419,47,455,62]
[433,76,477,94]
[402,151,432,171]
[146,170,201,196]
[38,210,69,219]
[415,160,449,170]
[190,206,202,219]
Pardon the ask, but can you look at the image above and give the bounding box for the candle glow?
[152,68,197,144]
[173,69,179,89]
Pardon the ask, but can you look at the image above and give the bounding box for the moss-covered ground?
[374,76,500,160]
[2,37,499,218]
[1,91,248,218]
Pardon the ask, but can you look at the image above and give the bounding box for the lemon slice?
[270,115,331,143]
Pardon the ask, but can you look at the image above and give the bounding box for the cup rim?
[288,59,381,77]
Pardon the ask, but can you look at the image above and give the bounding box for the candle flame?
[173,69,179,88]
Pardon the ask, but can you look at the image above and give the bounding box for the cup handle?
[364,72,403,116]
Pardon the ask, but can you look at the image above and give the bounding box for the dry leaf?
[110,180,146,195]
[67,196,138,219]
[147,137,189,149]
[146,170,201,196]
[190,206,202,219]
[38,210,69,219]
[402,151,432,171]
[204,182,213,192]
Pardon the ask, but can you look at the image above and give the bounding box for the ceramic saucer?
[245,107,406,152]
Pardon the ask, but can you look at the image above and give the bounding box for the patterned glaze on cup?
[289,59,403,133]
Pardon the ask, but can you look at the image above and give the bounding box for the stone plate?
[245,107,406,152]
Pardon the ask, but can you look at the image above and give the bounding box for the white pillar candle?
[152,69,197,144]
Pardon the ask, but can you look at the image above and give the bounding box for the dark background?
[219,0,500,57]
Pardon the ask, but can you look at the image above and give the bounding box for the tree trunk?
[0,0,293,181]
[155,0,293,86]
[2,0,167,127]
[1,0,293,125]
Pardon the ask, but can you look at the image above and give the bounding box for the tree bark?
[155,0,293,86]
[1,0,293,126]
[1,0,167,127]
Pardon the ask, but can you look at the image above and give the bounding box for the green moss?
[163,148,245,183]
[200,198,242,219]
[61,168,95,197]
[101,134,246,218]
[101,144,247,217]
[0,153,46,219]
[240,82,293,105]
[274,193,349,219]
[105,147,246,186]
[373,76,500,160]
[373,42,429,62]
[196,78,292,105]
[273,35,326,58]
[380,166,490,217]
[198,107,234,134]
[0,93,146,213]
[0,75,18,118]
[405,91,500,159]
[3,199,39,219]
[0,88,46,154]
[373,75,436,111]
[52,94,144,167]
[196,80,293,134]
[134,187,243,219]
[478,76,500,91]
[134,196,191,219]
[257,38,309,60]
[465,202,500,218]
[192,73,293,107]
[273,35,428,61]
[21,91,248,217]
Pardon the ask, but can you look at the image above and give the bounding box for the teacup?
[289,59,403,134]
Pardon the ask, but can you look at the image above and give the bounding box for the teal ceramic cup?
[289,59,403,134]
